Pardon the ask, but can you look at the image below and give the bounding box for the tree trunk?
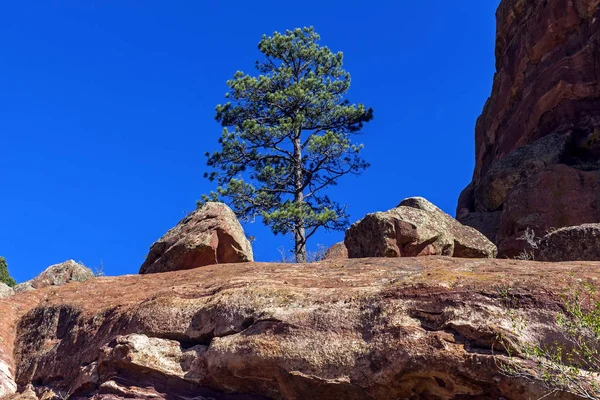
[293,132,307,263]
[294,225,307,263]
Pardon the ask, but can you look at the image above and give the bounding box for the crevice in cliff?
[150,316,286,351]
[151,331,215,349]
[409,309,510,357]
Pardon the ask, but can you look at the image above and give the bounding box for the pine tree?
[0,257,16,287]
[202,27,373,263]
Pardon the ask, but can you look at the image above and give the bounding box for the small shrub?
[307,244,327,263]
[93,259,105,277]
[497,282,600,399]
[277,246,296,263]
[516,227,540,260]
[278,244,327,263]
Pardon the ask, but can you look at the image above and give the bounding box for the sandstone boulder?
[139,202,253,274]
[0,283,13,298]
[322,241,348,260]
[345,197,497,259]
[14,260,93,293]
[537,224,600,262]
[2,257,598,399]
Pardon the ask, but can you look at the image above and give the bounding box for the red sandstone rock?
[13,260,93,293]
[474,0,600,182]
[346,197,497,259]
[1,258,598,399]
[458,0,600,256]
[537,223,600,261]
[139,202,253,274]
[322,242,348,260]
[497,164,600,257]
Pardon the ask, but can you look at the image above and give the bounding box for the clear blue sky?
[1,1,500,282]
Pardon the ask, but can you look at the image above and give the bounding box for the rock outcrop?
[1,258,597,399]
[457,0,600,257]
[322,242,348,260]
[0,283,13,299]
[346,197,497,259]
[537,223,600,262]
[13,260,93,293]
[139,202,253,274]
[498,165,600,257]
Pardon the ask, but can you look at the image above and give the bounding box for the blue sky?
[0,1,500,282]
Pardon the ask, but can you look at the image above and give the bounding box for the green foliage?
[201,27,373,261]
[497,283,600,399]
[0,256,16,287]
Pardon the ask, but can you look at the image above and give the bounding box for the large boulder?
[322,242,348,260]
[457,0,600,256]
[537,224,600,262]
[0,283,13,298]
[14,260,93,293]
[345,197,497,259]
[1,257,597,399]
[139,202,253,274]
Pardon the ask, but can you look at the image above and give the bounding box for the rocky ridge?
[1,258,597,400]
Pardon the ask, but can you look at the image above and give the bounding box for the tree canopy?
[0,256,16,287]
[201,27,373,262]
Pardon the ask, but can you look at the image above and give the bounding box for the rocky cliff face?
[458,0,600,256]
[1,258,598,400]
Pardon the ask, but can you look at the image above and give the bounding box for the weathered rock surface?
[322,242,348,260]
[537,223,600,261]
[0,283,13,299]
[346,197,497,259]
[498,165,600,257]
[458,0,600,256]
[474,132,571,212]
[13,260,93,293]
[139,202,253,274]
[1,258,596,400]
[474,0,600,181]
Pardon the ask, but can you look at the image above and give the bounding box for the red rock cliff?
[458,0,600,256]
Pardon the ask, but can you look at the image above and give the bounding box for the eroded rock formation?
[457,0,600,257]
[346,197,497,259]
[0,258,596,399]
[139,202,253,274]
